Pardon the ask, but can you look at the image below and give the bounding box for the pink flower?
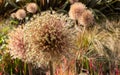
[15,9,26,20]
[24,11,75,67]
[26,3,38,13]
[69,2,87,20]
[8,26,25,60]
[10,13,16,19]
[78,9,94,26]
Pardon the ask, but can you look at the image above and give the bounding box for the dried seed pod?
[78,10,94,26]
[15,9,26,20]
[26,3,38,14]
[10,13,16,19]
[24,11,75,67]
[8,26,25,60]
[69,2,87,20]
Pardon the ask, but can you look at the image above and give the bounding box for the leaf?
[6,0,19,8]
[103,45,114,59]
[10,20,19,25]
[88,0,98,7]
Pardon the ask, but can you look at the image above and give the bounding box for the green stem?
[75,60,81,75]
[49,60,54,75]
[24,63,27,75]
[28,63,33,75]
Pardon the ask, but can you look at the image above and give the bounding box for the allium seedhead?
[26,3,38,13]
[24,11,75,67]
[78,10,94,26]
[8,26,25,60]
[69,0,79,4]
[15,9,26,20]
[69,2,87,20]
[10,13,16,19]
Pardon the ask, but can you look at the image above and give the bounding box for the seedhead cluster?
[8,11,75,67]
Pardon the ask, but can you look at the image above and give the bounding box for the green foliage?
[75,20,120,74]
[0,0,68,17]
[0,53,28,75]
[0,20,10,63]
[68,0,119,22]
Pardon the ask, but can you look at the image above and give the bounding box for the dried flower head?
[24,11,75,67]
[10,13,16,19]
[15,9,26,20]
[69,2,87,20]
[26,3,38,13]
[78,10,94,26]
[7,26,25,60]
[69,0,79,4]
